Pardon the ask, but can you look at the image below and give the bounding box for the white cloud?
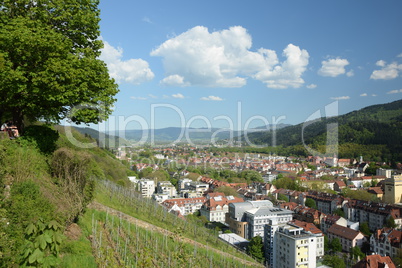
[130,96,147,100]
[370,60,402,80]
[372,94,377,97]
[100,40,154,85]
[151,26,309,89]
[360,93,367,97]
[200,95,223,101]
[172,93,185,99]
[346,70,354,77]
[306,84,317,89]
[148,94,157,99]
[397,53,402,58]
[142,17,152,24]
[318,58,350,77]
[387,89,402,94]
[330,96,350,100]
[160,74,190,87]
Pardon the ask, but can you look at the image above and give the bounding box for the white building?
[157,181,177,198]
[200,192,244,223]
[139,179,155,198]
[273,223,318,268]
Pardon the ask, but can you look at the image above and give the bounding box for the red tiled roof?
[352,254,396,268]
[328,224,363,241]
[290,219,323,235]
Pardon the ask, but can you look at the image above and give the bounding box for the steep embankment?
[88,201,263,267]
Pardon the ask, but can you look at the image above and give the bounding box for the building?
[200,192,243,223]
[383,174,402,204]
[187,181,209,197]
[327,224,366,252]
[377,168,393,179]
[270,222,318,268]
[290,219,325,258]
[139,179,155,198]
[245,206,293,239]
[161,197,206,216]
[226,200,275,238]
[320,214,348,234]
[370,228,402,259]
[352,254,396,268]
[156,181,177,198]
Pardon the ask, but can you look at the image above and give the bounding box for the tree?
[278,193,289,202]
[214,186,239,197]
[333,208,345,218]
[246,236,264,263]
[330,237,342,252]
[323,255,346,268]
[385,216,397,228]
[0,1,119,133]
[305,198,317,209]
[350,246,365,260]
[359,222,371,236]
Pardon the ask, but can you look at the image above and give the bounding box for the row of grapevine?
[90,209,255,267]
[95,179,257,263]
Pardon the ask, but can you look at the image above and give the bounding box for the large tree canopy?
[0,0,118,132]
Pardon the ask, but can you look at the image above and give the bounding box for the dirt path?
[87,201,264,267]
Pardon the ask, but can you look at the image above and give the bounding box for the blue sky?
[96,0,402,131]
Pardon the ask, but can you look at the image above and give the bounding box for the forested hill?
[244,99,402,162]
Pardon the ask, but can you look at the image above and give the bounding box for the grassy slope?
[0,126,262,267]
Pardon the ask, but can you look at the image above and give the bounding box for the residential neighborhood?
[122,145,402,267]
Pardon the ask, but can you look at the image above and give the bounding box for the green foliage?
[273,177,306,191]
[277,193,289,202]
[21,125,59,154]
[350,246,365,260]
[330,237,342,252]
[214,186,240,197]
[305,198,317,209]
[0,0,118,131]
[385,217,397,228]
[240,170,263,183]
[323,255,346,268]
[333,208,345,218]
[20,218,63,267]
[246,236,264,263]
[240,99,402,163]
[359,222,371,236]
[341,188,377,202]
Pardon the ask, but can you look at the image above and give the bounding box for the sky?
[95,0,402,131]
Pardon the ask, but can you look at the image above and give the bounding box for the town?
[117,145,402,267]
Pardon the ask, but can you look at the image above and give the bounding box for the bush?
[22,125,59,155]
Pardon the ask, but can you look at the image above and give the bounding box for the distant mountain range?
[105,123,291,144]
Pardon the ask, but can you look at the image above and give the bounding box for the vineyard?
[86,180,263,267]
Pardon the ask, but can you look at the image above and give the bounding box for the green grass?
[94,180,258,264]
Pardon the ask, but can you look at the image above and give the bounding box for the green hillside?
[244,99,402,162]
[0,125,262,267]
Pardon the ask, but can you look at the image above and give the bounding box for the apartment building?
[271,223,318,268]
[327,224,366,252]
[139,179,155,198]
[370,228,402,259]
[200,192,243,223]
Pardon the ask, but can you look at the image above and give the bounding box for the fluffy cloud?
[100,40,154,84]
[200,95,223,101]
[130,96,147,100]
[330,96,350,100]
[370,60,402,80]
[172,93,185,99]
[360,93,368,97]
[387,89,402,94]
[306,84,317,89]
[151,26,309,89]
[318,58,350,77]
